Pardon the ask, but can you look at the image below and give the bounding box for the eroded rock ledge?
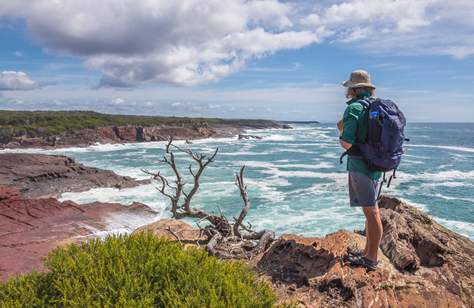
[0,153,147,198]
[138,197,474,307]
[0,186,156,281]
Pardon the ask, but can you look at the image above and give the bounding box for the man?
[337,70,383,271]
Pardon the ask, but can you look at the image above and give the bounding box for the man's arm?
[339,105,358,151]
[337,119,352,150]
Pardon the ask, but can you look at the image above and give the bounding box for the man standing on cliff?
[337,70,383,271]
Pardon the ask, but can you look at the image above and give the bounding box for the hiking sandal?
[347,247,364,257]
[347,254,378,271]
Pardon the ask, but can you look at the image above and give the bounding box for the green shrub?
[0,233,276,307]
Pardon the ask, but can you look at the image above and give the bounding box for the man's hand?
[337,120,344,133]
[339,139,352,150]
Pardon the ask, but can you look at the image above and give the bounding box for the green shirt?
[340,92,382,180]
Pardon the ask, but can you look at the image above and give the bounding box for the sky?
[0,0,473,122]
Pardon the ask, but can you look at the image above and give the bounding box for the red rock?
[253,197,474,307]
[0,186,156,281]
[96,126,121,142]
[113,125,138,141]
[258,231,467,307]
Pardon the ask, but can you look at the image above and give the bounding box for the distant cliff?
[0,110,283,148]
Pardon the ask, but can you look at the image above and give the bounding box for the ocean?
[14,123,474,240]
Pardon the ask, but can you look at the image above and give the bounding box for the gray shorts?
[348,171,379,207]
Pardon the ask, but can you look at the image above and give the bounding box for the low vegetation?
[0,110,275,142]
[0,233,276,307]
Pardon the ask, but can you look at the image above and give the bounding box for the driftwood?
[143,138,274,259]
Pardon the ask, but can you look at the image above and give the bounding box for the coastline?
[0,122,282,280]
[1,121,473,306]
[0,110,285,150]
[0,151,473,306]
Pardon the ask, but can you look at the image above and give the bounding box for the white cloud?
[0,71,39,91]
[302,0,474,58]
[0,0,473,88]
[0,0,321,87]
[111,97,125,105]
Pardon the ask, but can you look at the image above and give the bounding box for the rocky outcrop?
[258,232,466,307]
[0,153,147,198]
[138,196,474,307]
[238,134,263,140]
[378,196,474,304]
[0,186,156,281]
[255,196,474,307]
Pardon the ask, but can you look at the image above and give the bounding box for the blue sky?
[0,1,473,122]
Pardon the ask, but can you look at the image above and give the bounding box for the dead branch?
[233,166,250,237]
[146,138,274,260]
[166,226,182,244]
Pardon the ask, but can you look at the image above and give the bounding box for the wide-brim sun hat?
[342,69,376,89]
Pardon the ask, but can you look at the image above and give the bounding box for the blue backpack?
[340,97,408,196]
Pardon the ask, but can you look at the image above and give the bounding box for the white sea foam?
[406,144,474,153]
[320,152,339,159]
[278,162,335,169]
[425,182,473,188]
[262,134,295,141]
[429,193,474,203]
[245,178,288,202]
[59,184,167,213]
[260,166,346,180]
[253,201,365,237]
[274,148,316,154]
[397,170,474,182]
[235,161,275,168]
[434,218,474,239]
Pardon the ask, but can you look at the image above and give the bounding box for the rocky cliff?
[137,197,474,307]
[0,153,147,198]
[0,110,283,149]
[0,186,156,281]
[2,125,219,148]
[0,153,158,281]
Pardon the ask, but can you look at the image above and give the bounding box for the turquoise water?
[15,123,474,239]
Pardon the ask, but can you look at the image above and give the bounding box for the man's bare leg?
[362,205,383,262]
[363,221,369,255]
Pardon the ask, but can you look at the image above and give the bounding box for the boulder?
[378,196,474,303]
[133,219,207,244]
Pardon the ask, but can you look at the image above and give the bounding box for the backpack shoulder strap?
[358,97,375,109]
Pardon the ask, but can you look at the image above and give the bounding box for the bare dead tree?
[143,138,275,259]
